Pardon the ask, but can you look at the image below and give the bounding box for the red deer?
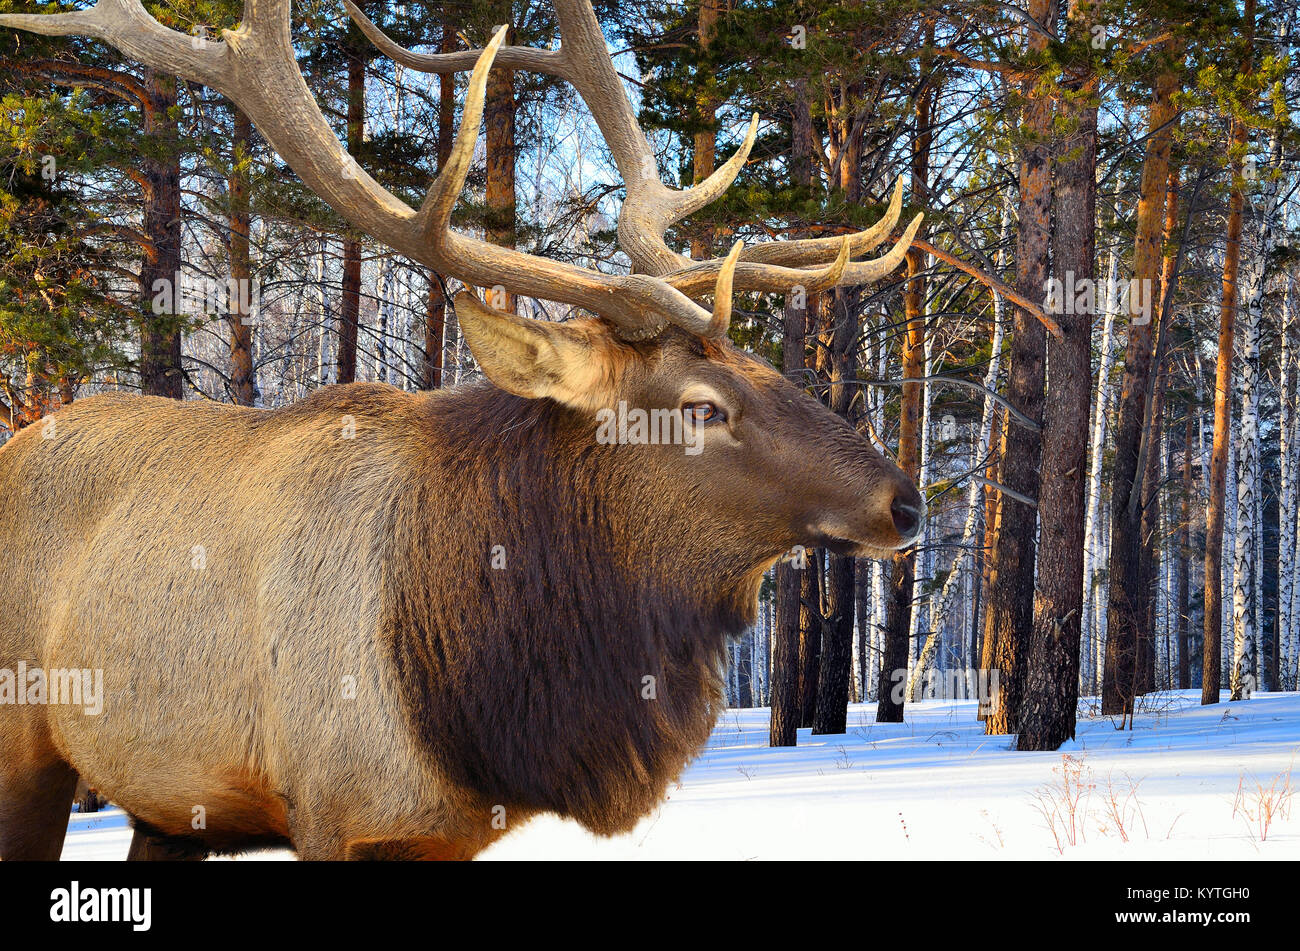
[0,0,924,860]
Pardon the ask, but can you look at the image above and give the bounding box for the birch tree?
[1081,248,1122,692]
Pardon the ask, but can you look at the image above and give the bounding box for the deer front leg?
[125,826,207,861]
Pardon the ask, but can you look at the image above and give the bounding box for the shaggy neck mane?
[380,383,759,835]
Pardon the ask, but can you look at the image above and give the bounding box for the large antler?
[1,0,920,341]
[343,0,923,311]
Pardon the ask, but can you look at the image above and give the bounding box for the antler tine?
[706,240,745,339]
[415,24,510,244]
[743,175,907,266]
[799,235,853,293]
[664,212,924,299]
[650,112,760,244]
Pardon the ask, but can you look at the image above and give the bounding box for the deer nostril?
[890,493,924,540]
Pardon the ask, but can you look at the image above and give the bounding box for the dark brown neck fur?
[380,383,758,834]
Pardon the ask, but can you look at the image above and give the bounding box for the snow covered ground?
[61,690,1300,860]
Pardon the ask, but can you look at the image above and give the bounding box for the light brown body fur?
[1,387,507,859]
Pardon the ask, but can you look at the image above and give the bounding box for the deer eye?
[683,401,726,424]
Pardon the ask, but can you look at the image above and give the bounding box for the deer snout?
[889,479,925,543]
[808,457,925,555]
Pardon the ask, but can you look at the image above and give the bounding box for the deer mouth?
[812,533,915,559]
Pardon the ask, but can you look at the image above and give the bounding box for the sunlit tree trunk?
[690,0,719,260]
[1204,1,1253,704]
[770,83,815,746]
[1018,0,1098,749]
[1102,66,1179,716]
[982,0,1053,734]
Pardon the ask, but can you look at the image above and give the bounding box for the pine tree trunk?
[982,5,1052,733]
[1017,2,1097,748]
[798,549,821,727]
[813,278,859,732]
[422,19,456,389]
[1102,67,1179,716]
[769,86,814,746]
[877,249,925,722]
[771,556,801,745]
[424,275,447,389]
[140,68,183,399]
[691,0,719,260]
[336,27,365,384]
[228,107,255,406]
[1204,2,1253,704]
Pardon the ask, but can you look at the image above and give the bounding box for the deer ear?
[454,291,613,410]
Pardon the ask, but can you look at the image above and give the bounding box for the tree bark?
[422,20,457,390]
[1177,413,1193,689]
[228,106,255,406]
[1017,0,1097,750]
[691,0,720,260]
[982,1,1052,734]
[1204,2,1253,704]
[139,68,183,399]
[876,64,933,723]
[877,249,924,722]
[1102,67,1179,716]
[770,81,816,746]
[770,554,802,746]
[798,548,821,727]
[336,22,365,384]
[813,284,859,733]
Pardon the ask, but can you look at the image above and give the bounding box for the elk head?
[455,290,924,572]
[0,0,926,567]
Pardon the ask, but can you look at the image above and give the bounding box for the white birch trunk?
[1224,422,1237,688]
[315,238,334,386]
[1281,277,1299,689]
[1231,122,1285,698]
[1081,248,1122,694]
